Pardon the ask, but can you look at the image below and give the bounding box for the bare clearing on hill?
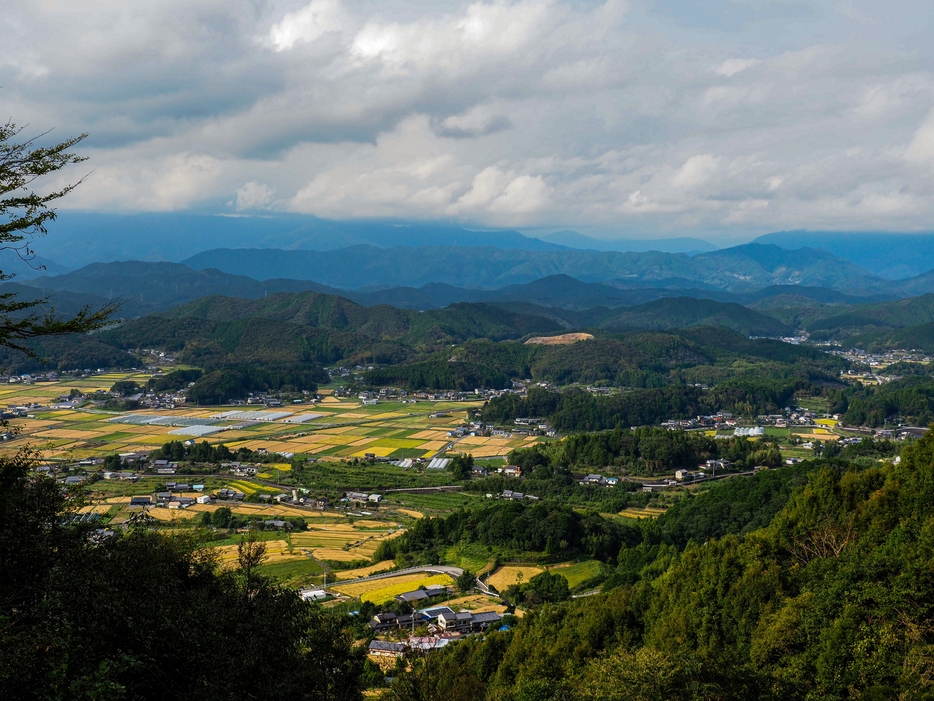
[524,332,594,345]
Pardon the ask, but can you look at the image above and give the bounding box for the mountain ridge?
[181,242,895,293]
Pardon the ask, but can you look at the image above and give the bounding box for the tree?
[456,569,475,593]
[448,453,474,481]
[0,122,115,356]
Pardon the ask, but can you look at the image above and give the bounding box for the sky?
[3,0,934,242]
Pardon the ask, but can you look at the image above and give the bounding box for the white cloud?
[234,181,275,210]
[349,0,553,73]
[714,58,759,77]
[5,0,934,235]
[906,110,934,164]
[269,0,347,51]
[672,155,721,189]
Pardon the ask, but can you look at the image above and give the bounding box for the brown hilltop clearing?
[524,332,595,345]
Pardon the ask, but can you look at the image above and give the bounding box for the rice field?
[290,523,402,562]
[213,539,304,568]
[332,573,452,603]
[487,566,545,591]
[617,507,667,519]
[333,561,397,580]
[549,560,604,588]
[0,370,495,463]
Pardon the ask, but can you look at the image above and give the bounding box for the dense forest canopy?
[386,434,934,701]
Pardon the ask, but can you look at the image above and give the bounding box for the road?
[303,563,501,599]
[317,564,465,589]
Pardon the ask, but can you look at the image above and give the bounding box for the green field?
[552,560,605,589]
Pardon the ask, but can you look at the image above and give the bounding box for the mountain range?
[180,243,899,293]
[753,231,934,279]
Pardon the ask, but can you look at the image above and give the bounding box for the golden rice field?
[291,524,402,562]
[443,594,508,614]
[791,432,839,441]
[617,507,667,519]
[333,561,397,580]
[396,509,424,519]
[0,369,497,463]
[213,539,304,568]
[486,566,545,591]
[332,573,452,603]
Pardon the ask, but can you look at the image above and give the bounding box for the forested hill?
[160,293,564,346]
[601,296,792,336]
[163,289,789,338]
[386,435,934,700]
[805,292,934,339]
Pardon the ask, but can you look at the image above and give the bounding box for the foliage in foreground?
[0,451,364,700]
[386,434,934,700]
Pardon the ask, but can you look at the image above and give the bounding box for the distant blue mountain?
[753,231,934,279]
[181,243,891,293]
[40,212,564,268]
[536,230,717,254]
[0,251,70,280]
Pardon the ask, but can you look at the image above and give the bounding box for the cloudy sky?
[3,0,934,240]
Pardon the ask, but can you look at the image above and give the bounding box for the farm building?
[368,641,406,658]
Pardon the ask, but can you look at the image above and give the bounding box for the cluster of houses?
[368,605,505,657]
[497,489,539,501]
[579,474,620,487]
[344,492,383,505]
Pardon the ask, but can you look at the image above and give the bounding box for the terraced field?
[291,523,402,562]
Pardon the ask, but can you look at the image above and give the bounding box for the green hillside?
[163,292,563,346]
[807,293,934,339]
[601,297,793,337]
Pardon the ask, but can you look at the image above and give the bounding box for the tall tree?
[0,122,115,355]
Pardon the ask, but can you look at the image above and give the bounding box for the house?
[420,606,457,623]
[300,589,328,602]
[368,640,406,658]
[263,519,287,529]
[63,475,86,486]
[581,474,605,486]
[471,466,488,477]
[469,611,503,631]
[156,491,172,502]
[129,496,152,507]
[315,498,330,510]
[196,494,215,504]
[501,465,522,477]
[395,585,448,604]
[368,493,382,503]
[369,612,399,632]
[438,610,473,633]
